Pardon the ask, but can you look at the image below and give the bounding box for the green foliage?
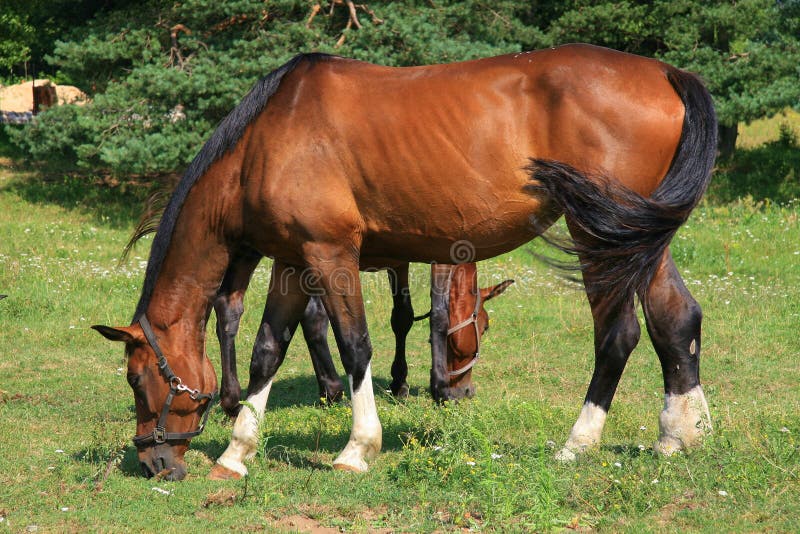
[542,1,800,128]
[0,0,120,81]
[654,0,800,127]
[4,0,800,178]
[0,11,34,73]
[8,0,539,175]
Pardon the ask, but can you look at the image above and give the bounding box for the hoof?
[554,447,578,462]
[209,463,244,480]
[392,383,410,399]
[653,437,683,457]
[332,460,368,473]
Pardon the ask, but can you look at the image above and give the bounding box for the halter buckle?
[153,426,166,444]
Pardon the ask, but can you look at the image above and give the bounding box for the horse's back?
[240,45,691,262]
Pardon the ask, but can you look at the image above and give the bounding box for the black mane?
[131,53,333,321]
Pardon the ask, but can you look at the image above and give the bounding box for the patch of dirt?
[267,505,394,534]
[203,488,238,508]
[273,515,341,533]
[656,491,705,526]
[0,391,52,405]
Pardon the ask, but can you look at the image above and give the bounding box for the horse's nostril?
[155,456,168,473]
[140,461,155,478]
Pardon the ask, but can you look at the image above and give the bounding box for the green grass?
[737,108,800,149]
[1,161,798,532]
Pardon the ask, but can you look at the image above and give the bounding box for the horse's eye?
[126,373,141,389]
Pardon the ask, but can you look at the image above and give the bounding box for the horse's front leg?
[556,261,642,461]
[211,260,310,479]
[642,250,711,455]
[301,296,345,403]
[388,263,414,398]
[429,263,452,402]
[213,248,262,417]
[309,247,381,472]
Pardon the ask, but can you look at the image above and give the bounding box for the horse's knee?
[646,290,701,342]
[249,335,282,379]
[214,295,244,335]
[220,384,243,417]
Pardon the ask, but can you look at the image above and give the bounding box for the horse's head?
[92,318,217,481]
[446,263,513,399]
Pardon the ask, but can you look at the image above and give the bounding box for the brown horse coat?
[95,44,716,480]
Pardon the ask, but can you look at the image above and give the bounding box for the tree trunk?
[717,123,738,161]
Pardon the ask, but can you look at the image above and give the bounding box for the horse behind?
[94,44,716,481]
[214,258,514,415]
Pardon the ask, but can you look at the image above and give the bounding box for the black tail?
[527,69,717,307]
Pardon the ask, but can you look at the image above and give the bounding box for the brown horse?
[214,258,514,416]
[94,44,716,481]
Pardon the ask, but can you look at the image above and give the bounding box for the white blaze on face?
[655,385,712,456]
[555,402,608,462]
[215,380,273,477]
[332,363,382,472]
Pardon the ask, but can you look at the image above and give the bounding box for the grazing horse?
[214,257,514,416]
[93,44,716,481]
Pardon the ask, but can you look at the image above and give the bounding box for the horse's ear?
[481,279,514,301]
[91,324,142,344]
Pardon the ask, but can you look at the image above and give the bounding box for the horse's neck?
[144,222,231,350]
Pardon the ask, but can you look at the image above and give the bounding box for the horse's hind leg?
[214,248,262,417]
[388,264,414,398]
[556,273,641,461]
[301,296,345,403]
[211,260,310,479]
[642,250,711,455]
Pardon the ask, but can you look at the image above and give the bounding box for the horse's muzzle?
[448,383,476,400]
[139,445,188,481]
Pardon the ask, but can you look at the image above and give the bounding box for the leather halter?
[445,273,482,378]
[132,315,217,447]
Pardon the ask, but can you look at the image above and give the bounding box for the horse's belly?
[359,201,552,264]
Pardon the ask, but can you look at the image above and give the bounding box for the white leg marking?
[655,385,712,456]
[215,380,273,476]
[555,402,608,462]
[333,363,382,472]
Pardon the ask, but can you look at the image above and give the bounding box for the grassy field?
[1,141,798,530]
[737,108,800,149]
